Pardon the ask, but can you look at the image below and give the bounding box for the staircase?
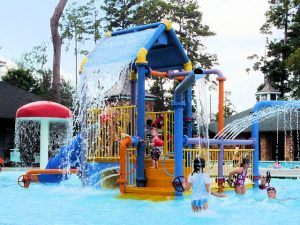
[124,159,175,197]
[144,159,174,187]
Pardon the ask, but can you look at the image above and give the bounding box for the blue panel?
[148,46,185,71]
[156,32,168,45]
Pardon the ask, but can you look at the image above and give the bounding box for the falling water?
[74,28,157,185]
[214,103,300,141]
[194,78,211,171]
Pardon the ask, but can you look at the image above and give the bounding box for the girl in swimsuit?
[228,158,251,194]
[183,158,226,212]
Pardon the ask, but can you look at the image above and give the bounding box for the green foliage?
[17,43,48,72]
[60,2,93,51]
[148,76,169,111]
[101,0,140,30]
[2,68,37,92]
[169,0,217,68]
[60,78,75,108]
[132,0,217,110]
[248,0,300,99]
[214,91,236,121]
[133,0,170,24]
[133,0,217,68]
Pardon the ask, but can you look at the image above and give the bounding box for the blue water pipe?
[173,68,204,196]
[251,100,300,187]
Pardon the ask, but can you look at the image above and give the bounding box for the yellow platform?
[122,158,253,199]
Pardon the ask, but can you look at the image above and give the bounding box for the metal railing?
[126,148,137,187]
[86,106,136,161]
[183,148,254,188]
[145,111,174,156]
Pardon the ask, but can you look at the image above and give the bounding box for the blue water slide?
[39,134,82,183]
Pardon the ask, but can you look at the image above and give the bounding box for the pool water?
[1,171,300,225]
[260,161,300,169]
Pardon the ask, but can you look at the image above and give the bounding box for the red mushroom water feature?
[14,101,72,168]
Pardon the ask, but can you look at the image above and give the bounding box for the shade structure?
[16,101,72,118]
[15,101,72,169]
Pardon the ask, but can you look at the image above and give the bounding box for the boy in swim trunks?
[183,158,226,212]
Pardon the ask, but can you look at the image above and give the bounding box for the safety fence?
[86,107,174,161]
[85,106,253,189]
[86,106,136,161]
[145,111,174,156]
[183,148,254,188]
[126,147,137,187]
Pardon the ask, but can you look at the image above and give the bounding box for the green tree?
[101,0,140,30]
[17,43,48,72]
[247,0,300,99]
[287,6,300,98]
[60,78,75,108]
[60,1,93,86]
[214,91,236,121]
[2,68,37,92]
[87,0,102,44]
[169,0,217,68]
[133,0,170,25]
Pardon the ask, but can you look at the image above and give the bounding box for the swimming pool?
[1,170,300,225]
[260,161,300,169]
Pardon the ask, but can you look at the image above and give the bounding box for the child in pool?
[228,158,251,194]
[273,160,282,169]
[259,171,271,190]
[267,187,276,199]
[182,158,226,212]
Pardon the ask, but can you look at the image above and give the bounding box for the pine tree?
[248,0,300,99]
[101,0,140,31]
[60,1,93,87]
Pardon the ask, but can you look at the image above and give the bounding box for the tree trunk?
[50,0,68,103]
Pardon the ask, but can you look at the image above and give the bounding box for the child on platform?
[183,158,226,212]
[150,128,163,169]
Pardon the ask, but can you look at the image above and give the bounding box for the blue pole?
[184,88,193,146]
[136,64,147,187]
[218,142,224,191]
[130,74,137,135]
[251,118,260,188]
[173,70,200,196]
[173,99,185,196]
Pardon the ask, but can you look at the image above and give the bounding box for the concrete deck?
[260,168,300,178]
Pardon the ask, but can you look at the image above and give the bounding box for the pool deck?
[260,168,300,178]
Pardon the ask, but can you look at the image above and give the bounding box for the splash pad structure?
[16,20,300,199]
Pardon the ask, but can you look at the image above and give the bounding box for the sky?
[0,0,274,113]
